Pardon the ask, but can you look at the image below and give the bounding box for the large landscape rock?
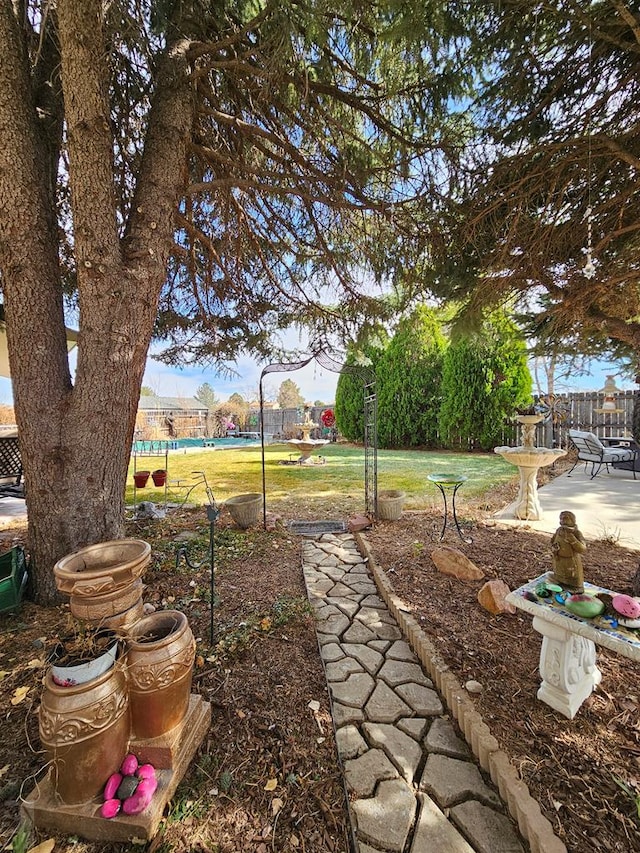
[431,547,485,581]
[477,579,516,615]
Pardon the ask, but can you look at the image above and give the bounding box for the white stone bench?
[506,573,640,719]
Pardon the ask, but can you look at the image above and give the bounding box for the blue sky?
[141,350,340,404]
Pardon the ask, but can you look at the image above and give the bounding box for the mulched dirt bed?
[365,512,640,853]
[1,473,640,852]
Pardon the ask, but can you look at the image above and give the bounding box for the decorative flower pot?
[53,539,151,596]
[225,493,262,528]
[39,663,130,804]
[377,489,406,521]
[133,470,151,488]
[100,596,145,631]
[49,630,120,687]
[125,610,195,739]
[151,469,167,487]
[69,577,144,626]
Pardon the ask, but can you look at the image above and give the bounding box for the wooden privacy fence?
[249,406,332,438]
[531,390,638,449]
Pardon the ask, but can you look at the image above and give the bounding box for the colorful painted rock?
[565,594,605,619]
[612,594,640,619]
[100,757,157,819]
[617,616,640,629]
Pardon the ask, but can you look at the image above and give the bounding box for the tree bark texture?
[0,1,194,603]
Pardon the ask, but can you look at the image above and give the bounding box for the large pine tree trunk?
[17,272,156,603]
[0,1,194,603]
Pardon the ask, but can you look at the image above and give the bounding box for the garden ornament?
[551,510,586,592]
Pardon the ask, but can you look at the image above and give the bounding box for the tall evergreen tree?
[435,1,640,362]
[335,330,388,443]
[376,306,446,448]
[278,379,305,410]
[438,312,532,451]
[196,383,218,409]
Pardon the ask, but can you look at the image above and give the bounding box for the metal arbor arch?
[259,349,377,528]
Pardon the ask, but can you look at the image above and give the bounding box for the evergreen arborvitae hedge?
[438,311,532,451]
[376,305,446,448]
[335,334,387,442]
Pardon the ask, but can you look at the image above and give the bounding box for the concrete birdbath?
[494,414,567,520]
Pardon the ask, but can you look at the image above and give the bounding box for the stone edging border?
[353,531,568,853]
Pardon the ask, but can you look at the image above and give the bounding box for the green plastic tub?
[0,546,27,614]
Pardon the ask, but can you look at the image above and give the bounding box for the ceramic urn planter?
[126,610,196,739]
[53,539,151,597]
[54,539,150,631]
[67,577,143,616]
[39,663,130,805]
[69,577,144,625]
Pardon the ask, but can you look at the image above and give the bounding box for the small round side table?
[427,473,473,543]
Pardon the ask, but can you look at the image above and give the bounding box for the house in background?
[136,395,210,439]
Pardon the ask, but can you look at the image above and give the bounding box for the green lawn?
[127,442,517,516]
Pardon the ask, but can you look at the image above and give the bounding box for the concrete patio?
[493,463,640,551]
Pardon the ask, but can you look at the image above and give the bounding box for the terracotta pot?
[133,470,151,488]
[125,610,195,739]
[377,489,406,521]
[53,539,151,597]
[151,469,167,487]
[39,663,130,805]
[225,493,262,528]
[69,577,143,624]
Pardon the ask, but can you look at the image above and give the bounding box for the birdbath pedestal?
[494,415,567,520]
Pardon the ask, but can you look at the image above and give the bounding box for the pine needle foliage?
[335,330,388,442]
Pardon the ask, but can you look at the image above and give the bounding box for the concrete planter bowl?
[225,493,262,528]
[377,489,406,521]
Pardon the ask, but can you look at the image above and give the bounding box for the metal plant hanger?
[174,471,220,643]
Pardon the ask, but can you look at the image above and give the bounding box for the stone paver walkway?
[302,531,564,853]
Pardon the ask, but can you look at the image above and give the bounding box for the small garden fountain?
[22,539,211,842]
[286,407,330,464]
[494,412,567,520]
